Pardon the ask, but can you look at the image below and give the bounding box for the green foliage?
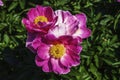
[0,0,120,80]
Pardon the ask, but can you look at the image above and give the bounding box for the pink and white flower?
[48,10,91,39]
[23,5,91,74]
[0,0,3,6]
[33,35,82,74]
[22,5,57,33]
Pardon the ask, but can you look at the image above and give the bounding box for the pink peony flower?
[0,0,3,6]
[48,10,91,39]
[22,5,57,33]
[23,6,91,74]
[33,35,82,74]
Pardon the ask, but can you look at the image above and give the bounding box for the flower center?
[34,16,48,24]
[49,44,66,59]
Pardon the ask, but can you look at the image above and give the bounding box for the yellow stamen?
[49,44,66,59]
[34,16,48,24]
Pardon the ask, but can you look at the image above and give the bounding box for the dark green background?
[0,0,120,80]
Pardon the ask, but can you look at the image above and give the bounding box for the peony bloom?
[33,35,82,74]
[23,6,91,74]
[48,10,91,40]
[0,0,3,6]
[22,5,57,33]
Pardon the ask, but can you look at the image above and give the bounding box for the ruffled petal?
[60,54,74,67]
[75,13,87,27]
[51,58,70,74]
[22,18,30,25]
[26,32,37,53]
[27,8,37,22]
[36,5,44,16]
[61,53,80,67]
[55,10,72,23]
[69,37,82,45]
[58,36,73,44]
[41,34,58,44]
[44,7,54,22]
[58,36,82,45]
[37,43,50,59]
[60,44,81,67]
[22,18,33,32]
[73,26,91,39]
[35,55,48,67]
[42,58,52,72]
[49,10,74,37]
[66,45,82,55]
[65,16,79,35]
[31,35,41,50]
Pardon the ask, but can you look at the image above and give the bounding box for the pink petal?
[68,37,82,45]
[44,7,54,21]
[22,18,33,32]
[26,32,36,47]
[26,32,37,53]
[75,13,87,27]
[73,26,91,39]
[51,58,70,74]
[55,10,72,23]
[49,10,74,37]
[22,18,30,25]
[27,8,37,22]
[58,36,82,45]
[31,35,41,50]
[66,45,82,55]
[42,58,52,72]
[36,5,44,16]
[35,55,48,67]
[60,46,81,67]
[58,36,73,44]
[60,54,76,67]
[37,44,50,59]
[48,24,69,38]
[41,34,58,44]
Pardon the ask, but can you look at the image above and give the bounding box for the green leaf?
[110,35,117,44]
[8,2,18,12]
[102,58,114,65]
[94,55,99,67]
[0,23,7,31]
[94,13,102,21]
[100,15,113,26]
[112,62,120,66]
[114,14,120,30]
[19,0,25,9]
[3,34,9,44]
